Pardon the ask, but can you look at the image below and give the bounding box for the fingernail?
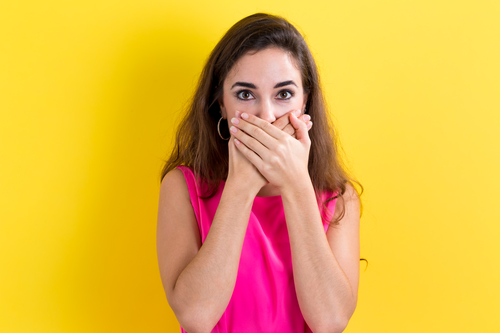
[294,109,301,116]
[303,114,311,121]
[230,126,238,133]
[235,110,241,118]
[241,113,249,119]
[231,117,239,125]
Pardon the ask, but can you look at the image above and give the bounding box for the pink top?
[177,165,338,333]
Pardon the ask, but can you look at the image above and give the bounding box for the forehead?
[225,48,302,86]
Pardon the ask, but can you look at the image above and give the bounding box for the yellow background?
[1,0,499,332]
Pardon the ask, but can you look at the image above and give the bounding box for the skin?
[157,47,360,333]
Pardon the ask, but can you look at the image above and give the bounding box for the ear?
[218,96,227,119]
[302,93,309,113]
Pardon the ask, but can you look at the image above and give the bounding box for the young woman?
[157,13,363,333]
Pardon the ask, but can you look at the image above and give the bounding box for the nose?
[257,101,276,123]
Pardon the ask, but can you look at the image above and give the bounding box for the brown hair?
[160,13,364,231]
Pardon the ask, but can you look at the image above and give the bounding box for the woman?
[157,13,363,333]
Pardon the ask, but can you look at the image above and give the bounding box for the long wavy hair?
[160,13,364,234]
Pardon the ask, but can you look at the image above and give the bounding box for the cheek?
[226,110,236,120]
[222,92,235,117]
[223,98,253,118]
[273,98,304,118]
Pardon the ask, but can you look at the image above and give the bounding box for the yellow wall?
[1,0,499,332]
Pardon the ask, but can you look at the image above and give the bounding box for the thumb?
[289,112,309,142]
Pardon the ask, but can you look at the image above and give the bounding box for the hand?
[229,111,311,190]
[226,112,268,196]
[272,109,312,138]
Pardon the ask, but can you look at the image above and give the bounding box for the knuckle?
[268,156,279,168]
[247,136,258,148]
[283,135,293,144]
[249,126,260,137]
[260,121,272,132]
[274,144,284,155]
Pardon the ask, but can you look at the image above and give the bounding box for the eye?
[277,90,294,100]
[235,90,254,100]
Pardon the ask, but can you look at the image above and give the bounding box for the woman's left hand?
[229,110,311,190]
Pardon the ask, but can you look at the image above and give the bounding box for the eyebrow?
[230,80,298,90]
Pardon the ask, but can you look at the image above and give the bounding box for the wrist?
[223,178,259,202]
[279,175,314,199]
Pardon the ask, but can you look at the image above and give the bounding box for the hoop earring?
[217,117,230,140]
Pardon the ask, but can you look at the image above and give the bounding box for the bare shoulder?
[331,182,360,224]
[159,168,190,201]
[157,168,201,302]
[157,168,199,239]
[344,183,360,201]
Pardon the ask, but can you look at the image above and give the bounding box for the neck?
[256,183,281,197]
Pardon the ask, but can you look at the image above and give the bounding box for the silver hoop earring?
[217,117,230,140]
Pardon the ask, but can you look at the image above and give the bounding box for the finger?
[272,109,299,130]
[306,120,313,131]
[227,135,238,159]
[282,124,295,136]
[230,123,271,160]
[233,138,265,170]
[231,113,280,149]
[271,112,291,130]
[289,112,310,143]
[283,119,311,137]
[282,112,309,131]
[239,112,286,141]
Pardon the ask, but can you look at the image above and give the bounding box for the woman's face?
[219,47,308,123]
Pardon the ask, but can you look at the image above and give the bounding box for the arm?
[157,168,257,333]
[281,181,360,333]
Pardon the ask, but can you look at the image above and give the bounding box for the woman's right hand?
[226,111,268,196]
[272,109,312,138]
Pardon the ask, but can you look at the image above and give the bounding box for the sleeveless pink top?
[177,165,338,333]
